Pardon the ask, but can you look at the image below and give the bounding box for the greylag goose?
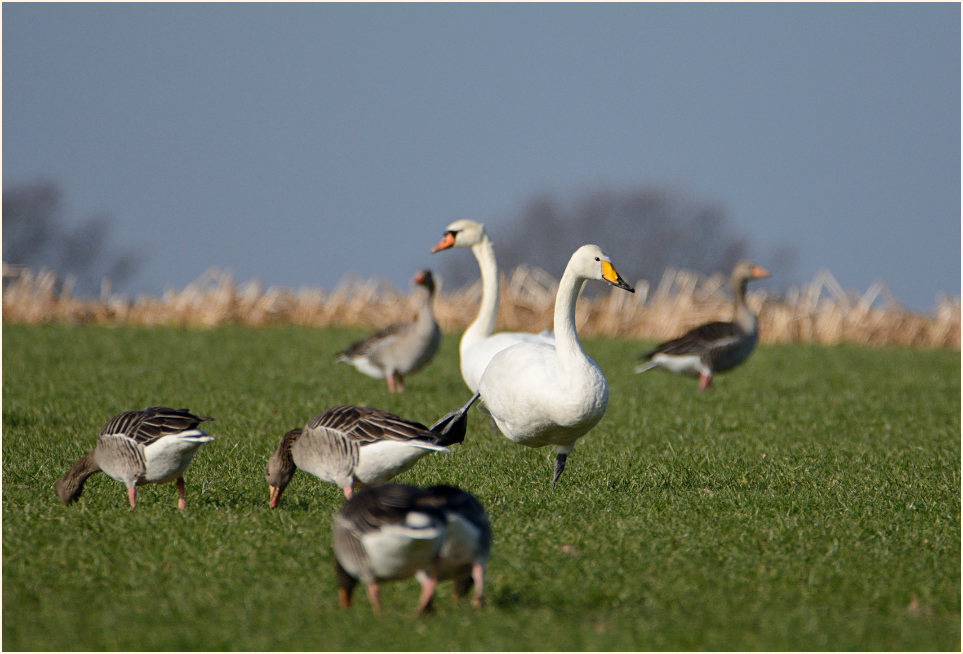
[332,483,448,614]
[336,269,441,393]
[477,245,635,486]
[421,484,491,607]
[635,261,770,392]
[430,219,554,393]
[54,406,213,509]
[265,392,479,506]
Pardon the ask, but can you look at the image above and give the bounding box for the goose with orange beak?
[635,261,770,392]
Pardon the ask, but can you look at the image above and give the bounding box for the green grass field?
[2,324,959,651]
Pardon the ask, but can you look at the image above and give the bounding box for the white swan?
[477,244,635,486]
[431,219,554,393]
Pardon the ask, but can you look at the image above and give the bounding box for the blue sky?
[3,3,959,311]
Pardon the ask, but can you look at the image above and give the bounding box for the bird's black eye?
[595,257,600,261]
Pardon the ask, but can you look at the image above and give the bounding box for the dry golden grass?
[2,264,959,348]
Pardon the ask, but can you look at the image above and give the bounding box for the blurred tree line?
[2,179,140,295]
[3,178,795,298]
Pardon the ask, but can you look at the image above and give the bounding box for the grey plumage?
[54,406,213,509]
[336,269,442,393]
[266,394,479,506]
[423,484,492,606]
[332,483,491,614]
[636,261,770,391]
[333,483,448,614]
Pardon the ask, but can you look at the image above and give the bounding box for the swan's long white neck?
[462,236,499,350]
[552,267,589,370]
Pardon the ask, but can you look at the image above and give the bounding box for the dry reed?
[2,263,959,348]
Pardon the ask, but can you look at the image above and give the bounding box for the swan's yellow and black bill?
[601,260,635,292]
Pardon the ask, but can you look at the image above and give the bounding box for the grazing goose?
[54,406,213,509]
[478,245,635,486]
[431,219,554,393]
[266,392,479,506]
[332,483,448,615]
[635,261,770,392]
[336,269,442,393]
[420,484,491,607]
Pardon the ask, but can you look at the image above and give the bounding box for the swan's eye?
[594,257,600,262]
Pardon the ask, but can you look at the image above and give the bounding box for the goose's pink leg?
[698,372,713,393]
[176,477,187,510]
[416,561,439,615]
[366,583,382,613]
[470,562,485,608]
[338,587,352,608]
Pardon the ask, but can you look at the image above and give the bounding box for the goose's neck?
[413,286,435,327]
[463,236,499,345]
[54,450,100,504]
[553,268,588,367]
[268,431,299,491]
[731,278,757,333]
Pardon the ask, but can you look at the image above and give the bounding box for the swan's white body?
[432,219,554,392]
[477,244,635,486]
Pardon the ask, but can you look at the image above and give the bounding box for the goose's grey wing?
[336,322,407,359]
[424,484,492,557]
[644,321,741,359]
[100,406,212,446]
[309,405,436,446]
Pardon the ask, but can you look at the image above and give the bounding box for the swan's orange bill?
[431,232,456,253]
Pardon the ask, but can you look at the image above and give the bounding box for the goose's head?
[730,261,770,297]
[570,244,635,293]
[732,261,771,284]
[431,219,486,252]
[412,269,436,294]
[265,428,301,508]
